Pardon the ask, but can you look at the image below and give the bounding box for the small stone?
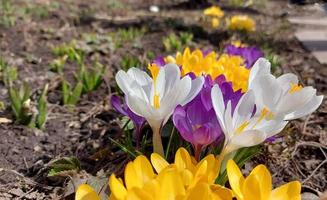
[149,5,159,13]
[34,145,42,152]
[301,192,319,200]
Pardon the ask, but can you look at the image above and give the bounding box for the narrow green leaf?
[36,84,48,129]
[68,81,83,105]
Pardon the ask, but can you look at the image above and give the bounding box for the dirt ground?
[0,0,326,199]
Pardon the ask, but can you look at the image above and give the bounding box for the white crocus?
[211,85,288,155]
[248,58,323,120]
[115,63,204,156]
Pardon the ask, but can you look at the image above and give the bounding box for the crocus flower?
[75,148,233,200]
[173,76,242,160]
[211,85,288,156]
[115,64,204,156]
[227,15,256,32]
[111,95,145,145]
[168,47,250,92]
[225,44,264,68]
[248,58,323,121]
[203,6,224,18]
[227,159,301,200]
[173,90,221,160]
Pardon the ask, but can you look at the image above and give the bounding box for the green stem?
[165,127,175,159]
[152,125,164,157]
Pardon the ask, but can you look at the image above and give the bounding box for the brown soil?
[0,0,326,199]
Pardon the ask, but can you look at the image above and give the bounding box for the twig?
[17,188,34,200]
[302,159,327,184]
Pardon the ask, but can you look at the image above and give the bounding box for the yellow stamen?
[148,63,161,109]
[289,83,302,94]
[252,107,273,129]
[148,63,160,80]
[236,121,250,134]
[153,94,160,109]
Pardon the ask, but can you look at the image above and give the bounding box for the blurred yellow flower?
[168,48,249,92]
[228,15,256,32]
[75,148,233,200]
[211,18,220,28]
[227,159,301,200]
[204,6,224,18]
[231,40,247,47]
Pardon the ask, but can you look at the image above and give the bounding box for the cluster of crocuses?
[80,43,323,200]
[203,5,256,32]
[76,148,302,200]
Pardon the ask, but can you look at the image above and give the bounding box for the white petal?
[211,85,226,131]
[126,93,155,120]
[276,73,298,93]
[284,95,323,120]
[252,75,283,109]
[127,68,152,86]
[233,90,255,128]
[228,130,267,152]
[155,66,166,98]
[163,63,181,91]
[115,70,134,94]
[159,76,192,125]
[277,86,316,115]
[254,119,288,138]
[224,101,234,139]
[180,76,204,106]
[248,58,271,88]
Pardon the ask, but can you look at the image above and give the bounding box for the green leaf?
[61,78,70,105]
[8,86,21,118]
[48,156,81,177]
[36,84,48,129]
[67,81,83,105]
[215,145,262,185]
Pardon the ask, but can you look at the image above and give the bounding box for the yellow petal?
[109,174,127,200]
[249,164,272,199]
[133,155,156,185]
[243,172,262,200]
[174,148,194,171]
[199,155,220,183]
[157,169,186,200]
[150,153,169,173]
[126,188,153,200]
[210,185,233,200]
[179,169,194,186]
[75,184,100,200]
[185,183,210,200]
[124,162,142,189]
[270,181,301,200]
[226,160,245,199]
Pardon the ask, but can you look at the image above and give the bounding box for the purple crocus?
[152,56,166,67]
[225,44,264,68]
[111,95,146,146]
[173,75,242,160]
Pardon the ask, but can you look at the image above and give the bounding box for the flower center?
[289,83,302,94]
[148,63,161,109]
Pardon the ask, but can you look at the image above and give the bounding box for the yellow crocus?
[211,54,249,92]
[204,6,224,18]
[169,48,250,92]
[175,47,218,77]
[228,15,256,32]
[226,159,301,200]
[75,148,233,200]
